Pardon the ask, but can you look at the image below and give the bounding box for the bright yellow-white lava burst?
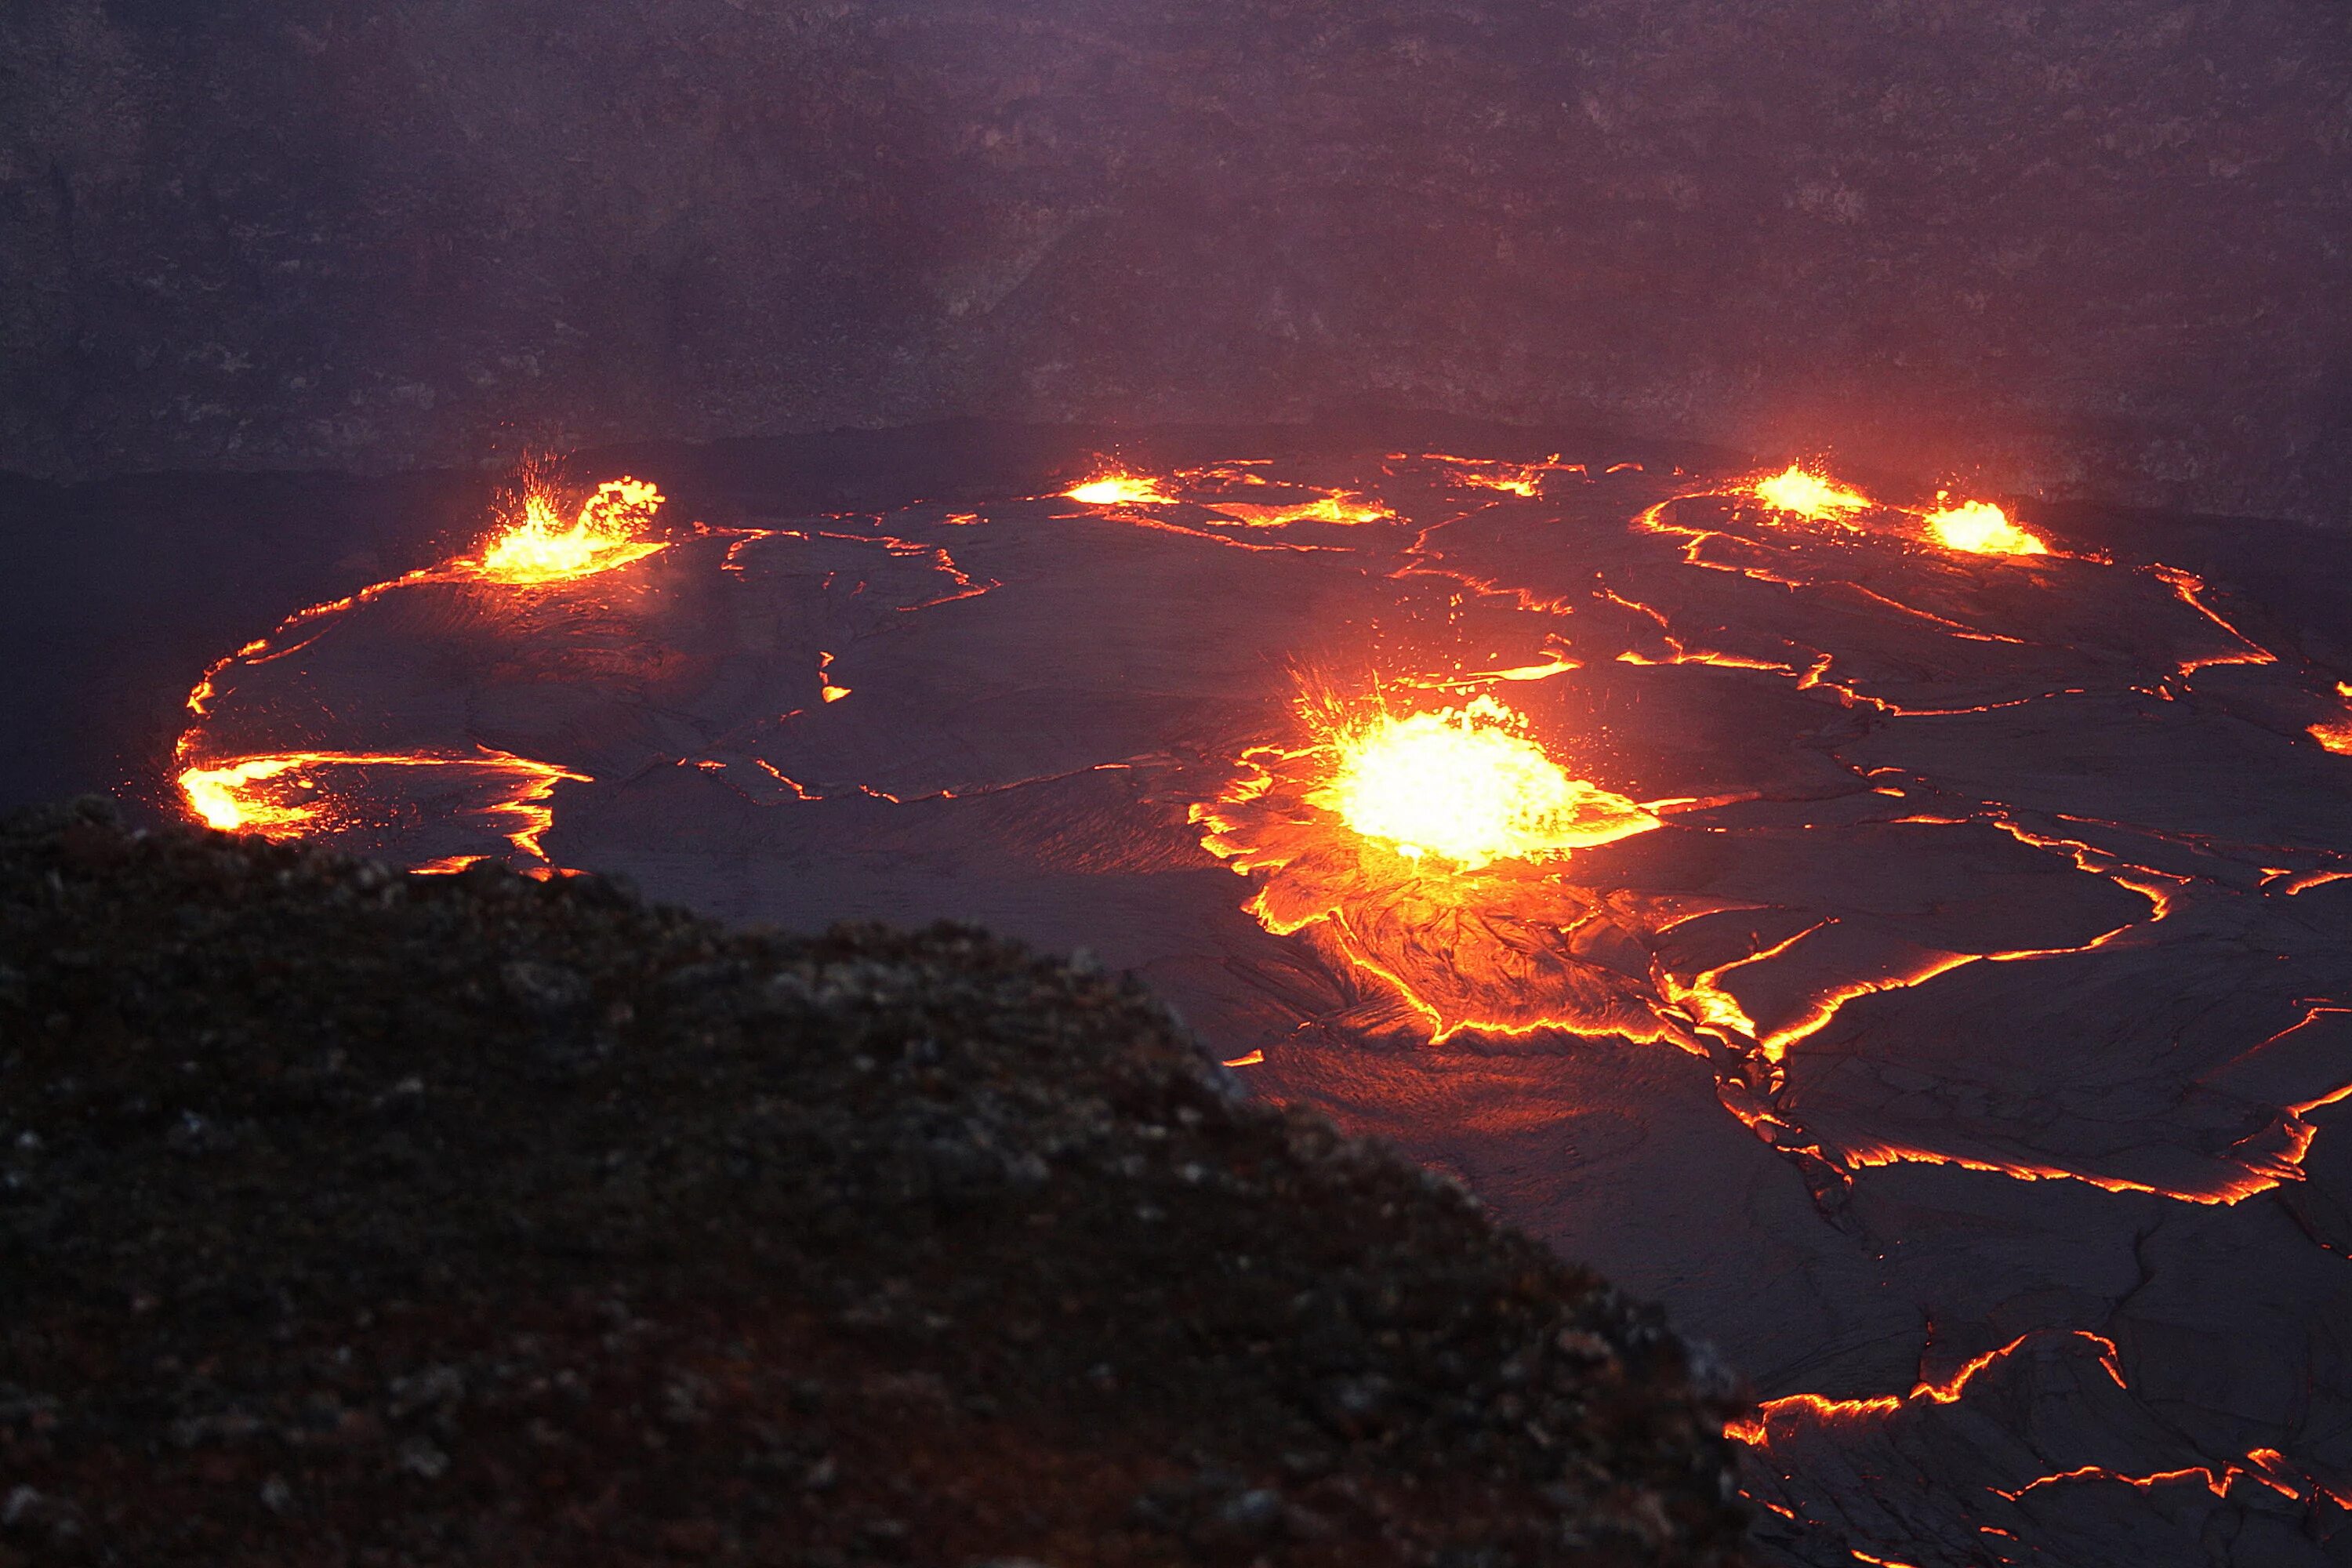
[469,477,669,584]
[1924,499,2049,557]
[1752,465,1873,521]
[1308,695,1657,870]
[1065,473,1178,506]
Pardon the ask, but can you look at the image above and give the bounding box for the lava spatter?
[1064,470,1178,506]
[1308,695,1657,870]
[459,475,668,584]
[1922,497,2048,556]
[1751,463,1872,521]
[1192,688,1711,1043]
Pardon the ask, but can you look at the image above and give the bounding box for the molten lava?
[1751,463,1872,521]
[462,477,668,584]
[1309,696,1655,870]
[1209,494,1392,527]
[1064,471,1178,506]
[2310,682,2352,753]
[176,750,585,859]
[1062,466,1393,528]
[1923,498,2049,557]
[1192,690,1682,1043]
[162,437,2352,1564]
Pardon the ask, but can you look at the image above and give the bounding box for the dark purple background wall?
[6,0,2351,522]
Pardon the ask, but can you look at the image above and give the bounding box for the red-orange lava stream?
[1730,1327,2352,1554]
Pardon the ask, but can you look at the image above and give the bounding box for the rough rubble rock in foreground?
[0,800,1748,1567]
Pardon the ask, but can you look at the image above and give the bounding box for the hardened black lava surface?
[0,798,1747,1567]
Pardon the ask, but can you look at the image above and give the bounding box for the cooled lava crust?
[0,799,1747,1567]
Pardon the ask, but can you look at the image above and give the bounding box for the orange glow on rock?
[1308,695,1657,872]
[1923,498,2048,556]
[1751,464,1872,521]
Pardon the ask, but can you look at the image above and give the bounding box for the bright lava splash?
[463,475,668,584]
[1752,463,1872,521]
[1922,497,2049,557]
[1064,472,1177,506]
[1744,464,2051,557]
[1308,695,1657,870]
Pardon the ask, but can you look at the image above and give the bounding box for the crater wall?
[6,0,2350,522]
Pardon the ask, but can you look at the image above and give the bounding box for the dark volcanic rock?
[5,1,2351,522]
[0,797,1748,1566]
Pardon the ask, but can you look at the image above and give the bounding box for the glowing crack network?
[169,445,2352,1566]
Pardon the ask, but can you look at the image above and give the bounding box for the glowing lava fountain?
[1921,496,2049,557]
[1193,690,1679,1044]
[1309,695,1657,869]
[1064,471,1178,506]
[1751,463,1871,521]
[461,475,669,584]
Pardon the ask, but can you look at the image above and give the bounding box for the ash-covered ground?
[14,419,2352,1566]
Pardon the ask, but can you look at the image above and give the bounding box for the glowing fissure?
[1721,1323,2352,1543]
[1402,450,1582,497]
[693,757,1151,811]
[1063,464,1394,529]
[1197,458,2347,1228]
[1725,1330,2128,1448]
[1992,1449,2352,1511]
[2150,564,2279,675]
[177,749,586,861]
